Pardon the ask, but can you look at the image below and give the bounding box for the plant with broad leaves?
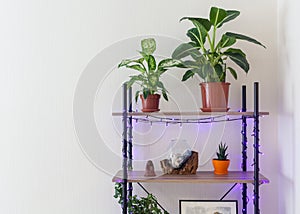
[172,6,266,82]
[114,183,169,214]
[118,38,181,102]
[216,142,229,160]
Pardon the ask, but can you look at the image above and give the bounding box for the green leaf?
[227,67,237,80]
[158,58,182,70]
[189,20,209,46]
[135,58,145,64]
[139,51,149,61]
[203,63,215,78]
[126,64,146,73]
[149,74,159,88]
[182,70,195,81]
[118,59,132,68]
[187,28,206,47]
[225,48,246,56]
[135,91,140,102]
[157,81,168,100]
[180,17,212,31]
[224,49,249,72]
[126,77,136,89]
[218,10,240,27]
[180,60,200,69]
[172,43,201,60]
[180,59,214,81]
[143,89,150,100]
[210,7,227,28]
[225,32,266,48]
[147,55,156,71]
[217,34,236,49]
[180,17,211,47]
[195,66,208,80]
[157,81,163,89]
[127,74,145,88]
[141,38,156,55]
[162,90,168,101]
[118,58,146,71]
[214,64,225,82]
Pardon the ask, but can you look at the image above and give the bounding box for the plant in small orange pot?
[212,142,230,175]
[118,38,181,112]
[172,6,266,112]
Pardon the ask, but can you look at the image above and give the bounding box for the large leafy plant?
[118,38,181,102]
[172,6,266,82]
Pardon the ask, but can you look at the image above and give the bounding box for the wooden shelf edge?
[112,170,270,185]
[112,111,270,117]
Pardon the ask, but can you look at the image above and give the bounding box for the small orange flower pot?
[212,159,230,175]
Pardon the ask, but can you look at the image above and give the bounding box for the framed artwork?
[179,200,238,214]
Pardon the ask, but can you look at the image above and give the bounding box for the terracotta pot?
[140,94,160,112]
[212,159,230,175]
[200,82,230,112]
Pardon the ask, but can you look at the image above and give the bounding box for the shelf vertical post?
[254,82,260,214]
[122,83,128,214]
[128,86,133,199]
[241,85,248,214]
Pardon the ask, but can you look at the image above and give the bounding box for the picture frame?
[179,200,238,214]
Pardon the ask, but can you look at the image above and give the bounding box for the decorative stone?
[144,160,156,177]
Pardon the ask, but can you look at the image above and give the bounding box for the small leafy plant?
[172,6,266,83]
[216,142,229,160]
[114,183,169,214]
[118,38,181,102]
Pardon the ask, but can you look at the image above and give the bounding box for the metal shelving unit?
[112,82,269,214]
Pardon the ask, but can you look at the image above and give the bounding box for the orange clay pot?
[212,159,230,175]
[140,94,160,112]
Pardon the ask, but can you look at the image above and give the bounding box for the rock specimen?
[144,160,156,177]
[160,151,198,175]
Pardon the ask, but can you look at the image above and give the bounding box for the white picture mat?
[180,200,237,214]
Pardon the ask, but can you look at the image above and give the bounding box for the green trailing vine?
[114,183,169,214]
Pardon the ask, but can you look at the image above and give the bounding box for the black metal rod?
[241,85,248,214]
[137,183,168,213]
[122,83,128,214]
[220,183,238,201]
[128,87,133,199]
[242,85,247,113]
[254,82,260,214]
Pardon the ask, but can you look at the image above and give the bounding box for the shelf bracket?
[137,182,169,213]
[220,183,238,201]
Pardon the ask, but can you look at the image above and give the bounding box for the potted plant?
[114,183,169,214]
[212,142,230,175]
[172,6,266,112]
[118,38,181,112]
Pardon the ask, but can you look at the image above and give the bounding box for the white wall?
[278,0,300,213]
[0,0,280,213]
